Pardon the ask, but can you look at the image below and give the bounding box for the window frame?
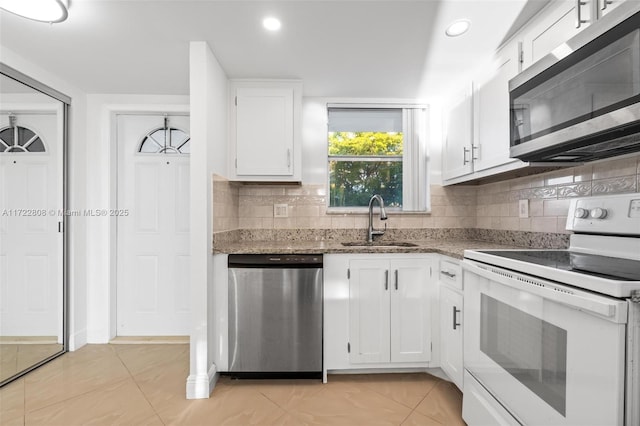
[326,103,430,214]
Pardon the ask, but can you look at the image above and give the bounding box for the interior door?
[116,113,190,336]
[0,110,63,343]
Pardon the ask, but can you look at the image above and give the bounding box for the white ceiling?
[0,0,550,99]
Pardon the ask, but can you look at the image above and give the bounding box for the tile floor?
[0,344,465,425]
[1,344,63,383]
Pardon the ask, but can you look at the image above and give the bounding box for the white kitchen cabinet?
[597,0,625,19]
[442,43,526,185]
[228,80,302,182]
[521,0,592,69]
[349,258,434,364]
[323,253,437,377]
[442,84,474,182]
[472,43,524,174]
[438,257,464,391]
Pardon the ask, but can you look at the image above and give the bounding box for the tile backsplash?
[476,154,640,234]
[213,153,640,236]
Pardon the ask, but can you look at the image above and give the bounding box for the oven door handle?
[462,259,628,322]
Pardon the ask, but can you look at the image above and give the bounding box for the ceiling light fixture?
[0,0,69,23]
[263,16,282,32]
[445,19,471,37]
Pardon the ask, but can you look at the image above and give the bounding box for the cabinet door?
[442,84,474,181]
[440,284,463,390]
[235,87,293,176]
[522,0,591,69]
[597,0,625,19]
[389,259,432,363]
[473,45,522,173]
[349,260,391,364]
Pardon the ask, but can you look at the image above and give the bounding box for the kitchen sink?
[341,241,418,247]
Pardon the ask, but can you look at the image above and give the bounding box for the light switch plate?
[274,203,288,218]
[519,199,529,218]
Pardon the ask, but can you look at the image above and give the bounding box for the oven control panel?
[567,192,640,235]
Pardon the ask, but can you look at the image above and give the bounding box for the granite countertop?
[212,238,524,260]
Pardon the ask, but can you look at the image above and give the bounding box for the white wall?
[84,94,189,344]
[187,41,228,399]
[1,45,89,351]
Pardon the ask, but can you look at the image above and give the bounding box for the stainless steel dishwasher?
[228,254,323,378]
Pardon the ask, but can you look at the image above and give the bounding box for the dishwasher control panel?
[228,254,323,267]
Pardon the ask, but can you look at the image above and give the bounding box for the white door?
[389,259,432,363]
[0,110,63,340]
[349,259,391,364]
[116,114,190,336]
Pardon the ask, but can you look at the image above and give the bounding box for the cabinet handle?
[394,270,398,290]
[601,0,613,10]
[441,270,456,279]
[463,147,471,165]
[385,270,389,290]
[287,149,291,168]
[471,145,479,161]
[453,306,461,330]
[576,0,588,28]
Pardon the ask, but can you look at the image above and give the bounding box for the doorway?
[115,113,190,336]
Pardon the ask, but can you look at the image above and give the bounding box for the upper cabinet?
[228,80,302,182]
[598,0,625,18]
[521,0,626,69]
[442,0,628,185]
[473,43,522,174]
[442,84,474,182]
[521,0,592,69]
[442,42,526,184]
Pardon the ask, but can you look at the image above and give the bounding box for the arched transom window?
[0,119,46,153]
[138,118,190,154]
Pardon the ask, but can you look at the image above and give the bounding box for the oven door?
[462,259,628,426]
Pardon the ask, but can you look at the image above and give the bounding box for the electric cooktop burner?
[479,250,640,282]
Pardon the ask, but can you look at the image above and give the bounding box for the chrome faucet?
[367,194,388,243]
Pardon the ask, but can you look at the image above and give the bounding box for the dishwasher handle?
[228,254,323,268]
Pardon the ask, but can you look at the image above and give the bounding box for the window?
[0,124,45,153]
[327,106,429,211]
[139,127,190,154]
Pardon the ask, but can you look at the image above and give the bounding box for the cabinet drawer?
[439,259,462,291]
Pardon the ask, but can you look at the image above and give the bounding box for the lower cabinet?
[324,253,437,376]
[439,257,464,390]
[349,258,433,364]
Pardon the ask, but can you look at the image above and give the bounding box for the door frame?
[108,109,190,340]
[0,63,70,385]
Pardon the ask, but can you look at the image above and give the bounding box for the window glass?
[139,127,190,155]
[0,126,45,153]
[328,108,404,208]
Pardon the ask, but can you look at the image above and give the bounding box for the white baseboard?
[69,328,87,351]
[186,364,219,399]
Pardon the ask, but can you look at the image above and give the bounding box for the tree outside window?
[328,131,403,207]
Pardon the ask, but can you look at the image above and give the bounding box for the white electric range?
[462,192,640,426]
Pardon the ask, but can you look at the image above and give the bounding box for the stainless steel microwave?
[509,3,640,163]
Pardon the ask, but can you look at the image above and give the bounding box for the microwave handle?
[461,259,627,322]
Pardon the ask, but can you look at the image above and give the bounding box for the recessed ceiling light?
[263,16,282,32]
[445,19,471,37]
[0,0,69,23]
